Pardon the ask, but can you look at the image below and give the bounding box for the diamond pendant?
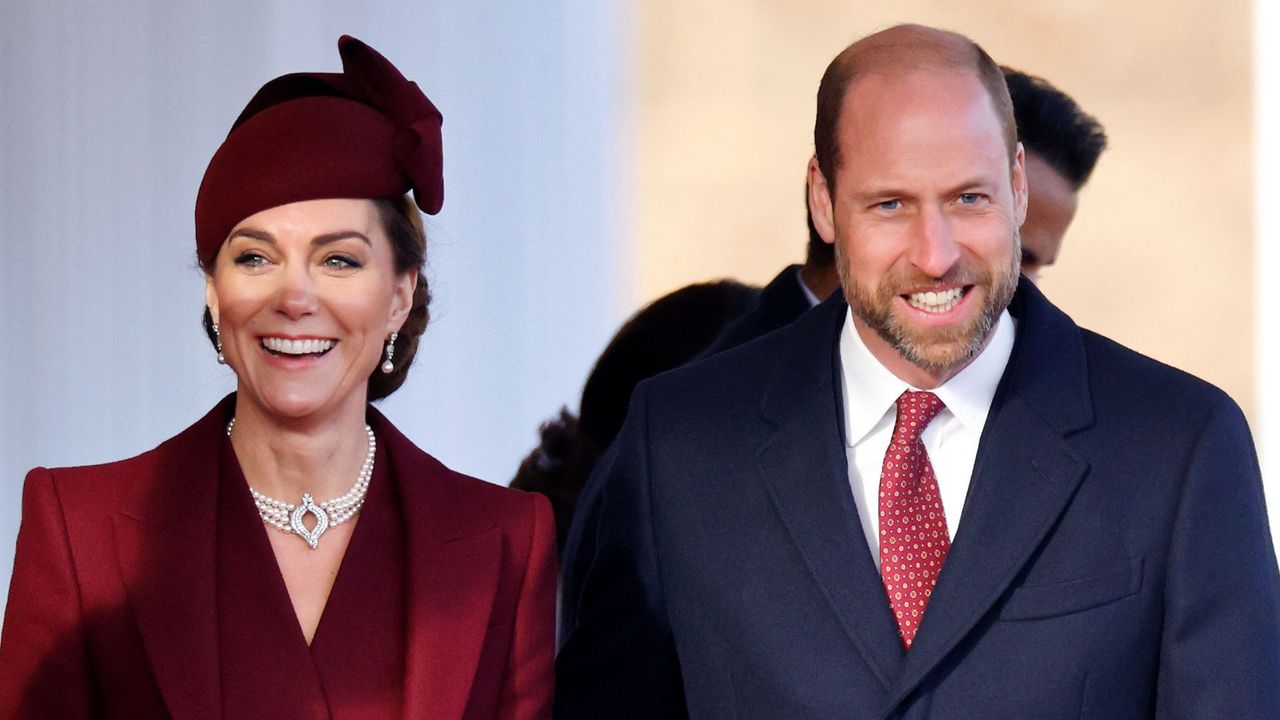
[290,493,330,550]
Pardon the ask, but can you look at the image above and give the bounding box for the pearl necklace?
[225,418,376,550]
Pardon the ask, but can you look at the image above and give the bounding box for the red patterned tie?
[879,390,950,648]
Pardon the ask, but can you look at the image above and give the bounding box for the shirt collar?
[838,306,1016,447]
[796,267,821,307]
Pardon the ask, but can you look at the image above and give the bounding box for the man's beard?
[837,232,1020,373]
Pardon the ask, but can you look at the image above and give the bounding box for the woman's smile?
[255,335,340,372]
[260,336,338,356]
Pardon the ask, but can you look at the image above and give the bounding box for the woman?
[0,37,555,719]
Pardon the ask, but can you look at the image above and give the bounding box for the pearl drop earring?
[381,332,398,374]
[213,322,226,365]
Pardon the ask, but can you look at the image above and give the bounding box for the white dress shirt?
[838,306,1015,570]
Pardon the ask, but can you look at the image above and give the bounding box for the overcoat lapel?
[114,400,230,720]
[878,282,1097,717]
[755,299,905,690]
[373,411,503,720]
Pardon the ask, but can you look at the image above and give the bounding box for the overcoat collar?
[755,280,1094,716]
[114,396,502,720]
[372,409,504,720]
[114,397,230,720]
[758,263,815,319]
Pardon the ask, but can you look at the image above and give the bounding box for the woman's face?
[206,198,416,423]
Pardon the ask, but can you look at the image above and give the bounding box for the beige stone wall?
[633,1,1255,419]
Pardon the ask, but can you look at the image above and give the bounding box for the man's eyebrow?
[945,176,997,195]
[851,186,915,203]
[849,175,998,204]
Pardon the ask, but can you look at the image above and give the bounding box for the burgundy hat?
[195,35,443,266]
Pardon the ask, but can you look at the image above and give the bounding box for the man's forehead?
[841,68,992,135]
[844,65,983,106]
[831,72,1014,193]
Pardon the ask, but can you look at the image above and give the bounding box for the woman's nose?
[273,265,318,319]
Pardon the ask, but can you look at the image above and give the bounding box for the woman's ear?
[388,268,417,332]
[205,274,219,325]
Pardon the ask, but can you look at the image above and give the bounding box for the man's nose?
[909,205,961,278]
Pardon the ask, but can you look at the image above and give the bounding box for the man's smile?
[902,286,969,314]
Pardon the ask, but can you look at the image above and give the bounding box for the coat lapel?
[755,298,905,690]
[114,400,230,720]
[878,281,1096,717]
[373,411,503,720]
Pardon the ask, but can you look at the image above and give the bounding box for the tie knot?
[893,391,945,444]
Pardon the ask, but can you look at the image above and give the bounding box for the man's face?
[809,68,1026,388]
[1019,151,1079,282]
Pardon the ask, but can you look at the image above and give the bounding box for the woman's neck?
[228,397,372,502]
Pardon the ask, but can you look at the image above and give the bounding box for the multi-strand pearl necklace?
[225,418,375,550]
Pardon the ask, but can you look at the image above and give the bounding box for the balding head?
[814,24,1016,192]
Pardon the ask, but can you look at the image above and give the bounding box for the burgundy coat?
[0,397,556,719]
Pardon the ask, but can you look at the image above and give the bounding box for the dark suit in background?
[555,283,1280,718]
[704,265,813,354]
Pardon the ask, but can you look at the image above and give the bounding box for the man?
[705,67,1105,362]
[556,23,1280,719]
[703,197,839,354]
[1004,66,1107,281]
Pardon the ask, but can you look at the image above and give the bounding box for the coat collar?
[759,263,815,318]
[114,397,231,720]
[368,408,504,720]
[114,397,502,720]
[755,280,1095,714]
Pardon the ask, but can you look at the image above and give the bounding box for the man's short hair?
[814,24,1016,193]
[1003,66,1107,189]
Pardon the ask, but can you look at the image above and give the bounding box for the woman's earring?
[213,322,226,365]
[381,332,398,374]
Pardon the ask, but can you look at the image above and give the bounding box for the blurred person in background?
[1003,65,1107,282]
[513,280,759,557]
[703,196,840,354]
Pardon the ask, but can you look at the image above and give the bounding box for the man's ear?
[807,156,837,245]
[1011,142,1028,227]
[387,268,417,333]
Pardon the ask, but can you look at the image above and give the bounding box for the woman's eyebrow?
[228,228,275,243]
[313,231,371,247]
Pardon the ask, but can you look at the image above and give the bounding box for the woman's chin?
[238,383,362,425]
